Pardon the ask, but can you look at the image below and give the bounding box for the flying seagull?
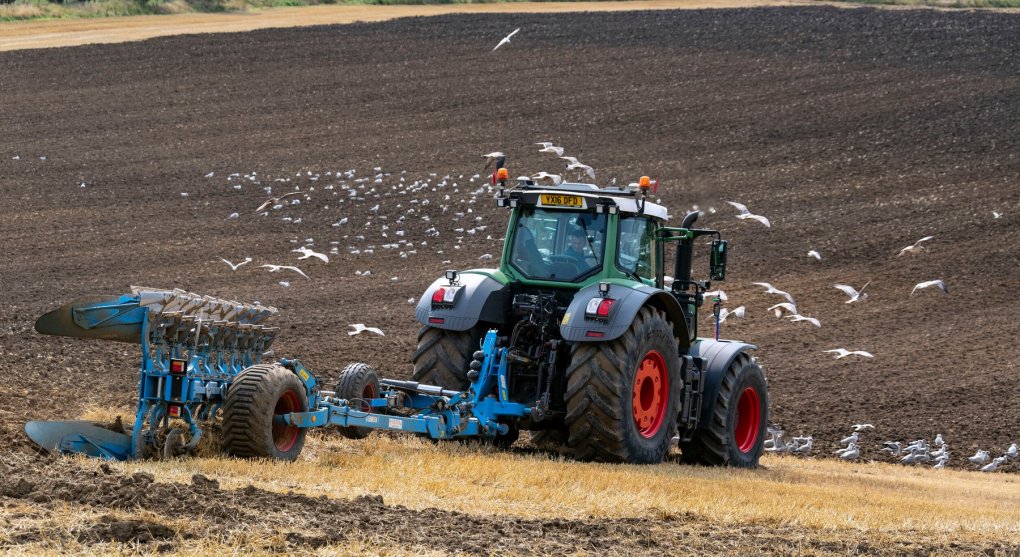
[703,289,728,302]
[726,201,771,228]
[492,28,520,52]
[768,302,799,318]
[852,423,875,432]
[788,314,821,328]
[292,246,328,263]
[825,348,874,359]
[752,282,796,305]
[531,172,563,186]
[560,156,596,180]
[260,264,309,279]
[348,323,385,336]
[536,142,565,157]
[834,281,870,304]
[716,305,746,323]
[482,151,506,171]
[254,191,303,214]
[898,235,934,256]
[911,280,948,295]
[807,250,821,261]
[218,257,252,271]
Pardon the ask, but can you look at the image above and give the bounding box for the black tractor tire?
[410,325,484,390]
[564,306,682,464]
[221,363,309,461]
[335,362,381,440]
[680,354,768,468]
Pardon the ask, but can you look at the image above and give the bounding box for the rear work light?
[431,286,459,306]
[585,298,615,320]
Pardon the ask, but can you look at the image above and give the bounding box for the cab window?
[617,215,657,281]
[509,208,607,282]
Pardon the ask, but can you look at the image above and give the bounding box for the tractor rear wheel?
[335,362,380,440]
[410,325,484,389]
[221,363,308,461]
[564,306,681,464]
[680,354,768,467]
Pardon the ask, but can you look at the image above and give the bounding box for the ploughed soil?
[1,5,1020,554]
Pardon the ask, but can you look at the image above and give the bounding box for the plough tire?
[222,363,308,461]
[410,325,484,390]
[564,306,681,464]
[680,355,768,468]
[335,362,380,440]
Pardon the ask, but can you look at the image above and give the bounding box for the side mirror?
[710,239,728,281]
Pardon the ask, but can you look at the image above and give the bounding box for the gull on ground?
[348,323,384,336]
[839,444,860,460]
[535,142,565,157]
[254,191,302,213]
[834,281,870,304]
[726,201,771,228]
[791,436,813,455]
[897,235,934,256]
[531,172,563,186]
[807,250,821,261]
[1006,443,1018,460]
[968,449,990,465]
[881,442,902,456]
[852,423,875,432]
[788,314,821,328]
[768,302,798,318]
[840,432,859,446]
[293,246,329,263]
[492,28,520,52]
[260,264,309,279]
[911,280,948,295]
[981,457,1006,473]
[751,282,796,305]
[934,434,945,447]
[825,348,873,359]
[218,257,252,271]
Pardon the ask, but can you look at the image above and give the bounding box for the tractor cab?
[496,177,669,289]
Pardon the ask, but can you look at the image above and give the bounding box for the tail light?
[585,298,614,320]
[431,286,459,306]
[169,359,187,375]
[167,404,182,418]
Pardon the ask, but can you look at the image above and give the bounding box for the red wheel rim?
[273,390,301,452]
[360,383,377,413]
[734,387,761,453]
[632,350,669,438]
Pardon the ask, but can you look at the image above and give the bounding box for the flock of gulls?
[766,424,1018,472]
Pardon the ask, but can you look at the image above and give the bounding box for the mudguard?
[559,282,691,348]
[688,338,758,429]
[415,271,509,331]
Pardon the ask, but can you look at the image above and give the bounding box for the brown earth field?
[2,4,1020,555]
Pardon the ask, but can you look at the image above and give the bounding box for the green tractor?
[413,172,768,466]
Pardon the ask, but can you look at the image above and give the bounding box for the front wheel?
[680,355,768,467]
[221,364,309,461]
[564,306,681,464]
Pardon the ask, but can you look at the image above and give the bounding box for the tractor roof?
[498,178,669,220]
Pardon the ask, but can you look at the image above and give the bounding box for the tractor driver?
[564,227,594,270]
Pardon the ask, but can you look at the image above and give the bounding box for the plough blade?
[34,294,147,344]
[25,420,132,461]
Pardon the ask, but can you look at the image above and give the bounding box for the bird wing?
[852,351,874,358]
[535,142,552,148]
[560,156,579,165]
[726,201,749,214]
[751,281,774,291]
[915,235,934,246]
[833,284,859,299]
[219,257,237,269]
[279,191,302,200]
[745,214,770,227]
[366,327,385,336]
[260,264,279,271]
[508,27,520,38]
[808,250,821,260]
[280,266,310,279]
[732,306,746,318]
[583,165,596,179]
[254,199,275,213]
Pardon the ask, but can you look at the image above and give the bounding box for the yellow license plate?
[540,194,583,208]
